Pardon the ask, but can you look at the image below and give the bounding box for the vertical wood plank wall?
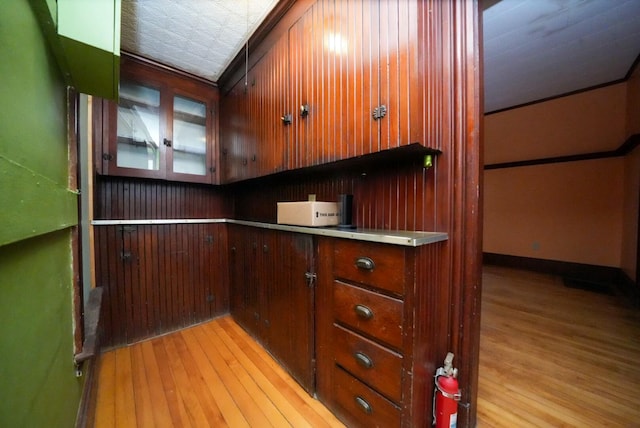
[94,177,232,347]
[94,176,232,220]
[230,159,437,232]
[95,223,229,347]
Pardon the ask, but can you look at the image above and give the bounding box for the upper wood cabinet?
[289,0,422,168]
[219,0,423,180]
[98,57,219,184]
[220,33,290,183]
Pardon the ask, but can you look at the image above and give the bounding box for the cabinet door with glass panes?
[102,59,218,184]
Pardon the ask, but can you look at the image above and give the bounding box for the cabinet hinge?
[372,105,387,120]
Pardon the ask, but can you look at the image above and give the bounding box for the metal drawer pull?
[355,396,373,414]
[354,352,373,369]
[354,304,373,320]
[355,256,375,271]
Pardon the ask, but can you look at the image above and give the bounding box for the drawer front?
[332,365,401,428]
[333,324,403,403]
[334,240,405,295]
[333,280,404,349]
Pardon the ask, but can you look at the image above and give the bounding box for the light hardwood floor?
[95,267,640,427]
[478,266,640,427]
[94,316,345,428]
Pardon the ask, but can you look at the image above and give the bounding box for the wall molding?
[484,133,640,170]
[484,252,639,308]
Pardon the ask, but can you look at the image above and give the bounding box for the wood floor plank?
[130,344,155,427]
[139,341,174,428]
[151,338,191,428]
[160,334,219,427]
[94,350,116,428]
[189,324,274,427]
[169,333,229,427]
[179,328,251,428]
[114,347,137,428]
[202,321,293,427]
[210,321,313,428]
[218,317,345,428]
[477,266,640,427]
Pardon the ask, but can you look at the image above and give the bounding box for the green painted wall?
[0,1,82,427]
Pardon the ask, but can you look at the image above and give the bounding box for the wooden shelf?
[230,143,441,185]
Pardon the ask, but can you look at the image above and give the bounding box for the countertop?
[92,218,448,247]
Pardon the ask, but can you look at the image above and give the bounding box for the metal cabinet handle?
[355,256,375,271]
[354,396,372,414]
[163,138,172,147]
[354,304,373,320]
[281,113,293,125]
[354,352,373,369]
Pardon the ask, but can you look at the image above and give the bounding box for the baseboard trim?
[483,253,639,308]
[75,354,100,428]
[617,270,640,308]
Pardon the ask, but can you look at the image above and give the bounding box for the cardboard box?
[277,201,340,227]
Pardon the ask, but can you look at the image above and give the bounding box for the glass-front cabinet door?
[169,94,208,177]
[116,81,162,173]
[102,57,217,184]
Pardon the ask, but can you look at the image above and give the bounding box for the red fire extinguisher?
[433,352,461,428]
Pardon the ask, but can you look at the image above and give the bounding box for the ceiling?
[120,0,279,82]
[483,0,640,113]
[120,0,640,113]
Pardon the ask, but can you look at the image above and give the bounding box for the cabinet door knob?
[354,352,373,369]
[163,138,172,147]
[300,104,309,117]
[355,257,375,271]
[354,396,373,414]
[354,304,373,320]
[281,113,293,125]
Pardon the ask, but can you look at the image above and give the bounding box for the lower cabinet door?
[229,227,316,394]
[263,231,316,393]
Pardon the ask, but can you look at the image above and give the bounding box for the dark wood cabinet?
[97,56,219,184]
[219,82,248,183]
[316,237,446,428]
[220,33,289,183]
[95,223,229,347]
[228,224,315,392]
[292,0,425,165]
[220,0,425,180]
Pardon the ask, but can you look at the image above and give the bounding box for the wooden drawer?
[333,280,404,349]
[334,240,405,295]
[332,365,401,428]
[333,324,403,403]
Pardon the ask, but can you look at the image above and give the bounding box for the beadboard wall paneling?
[95,176,231,220]
[229,159,438,232]
[95,223,229,348]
